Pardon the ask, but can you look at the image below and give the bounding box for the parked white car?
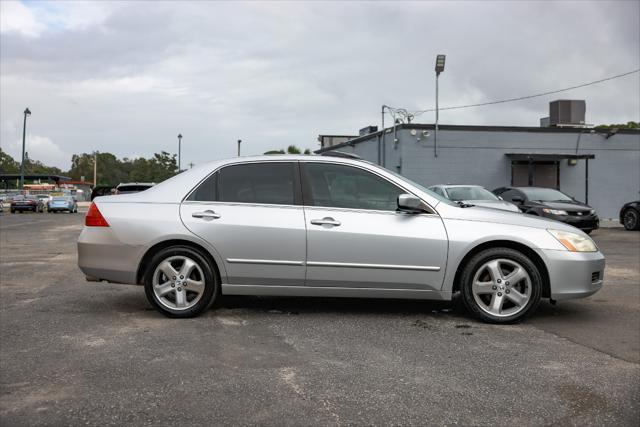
[429,184,521,213]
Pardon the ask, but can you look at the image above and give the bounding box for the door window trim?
[300,161,436,215]
[182,160,303,207]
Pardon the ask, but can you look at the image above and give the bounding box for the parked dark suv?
[493,187,599,234]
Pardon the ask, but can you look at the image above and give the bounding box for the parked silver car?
[429,184,521,213]
[78,156,604,323]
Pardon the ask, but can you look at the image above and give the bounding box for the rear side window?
[218,162,295,205]
[303,162,404,211]
[187,172,218,202]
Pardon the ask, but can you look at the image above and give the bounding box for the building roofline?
[315,123,640,153]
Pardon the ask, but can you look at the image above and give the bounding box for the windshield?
[521,187,572,202]
[446,186,499,201]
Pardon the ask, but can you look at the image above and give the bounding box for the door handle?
[192,210,221,219]
[310,217,341,227]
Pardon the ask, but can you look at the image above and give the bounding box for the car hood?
[462,200,520,213]
[436,202,586,234]
[530,200,592,211]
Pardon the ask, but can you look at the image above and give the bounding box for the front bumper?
[544,214,599,231]
[540,249,605,300]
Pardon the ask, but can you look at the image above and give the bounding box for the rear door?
[301,162,448,291]
[180,161,306,286]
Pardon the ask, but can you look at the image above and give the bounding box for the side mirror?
[397,194,426,213]
[511,196,524,204]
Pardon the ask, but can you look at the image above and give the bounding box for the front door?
[301,162,448,291]
[180,161,306,286]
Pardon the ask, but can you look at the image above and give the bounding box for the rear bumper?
[12,205,37,211]
[77,227,143,285]
[540,249,605,300]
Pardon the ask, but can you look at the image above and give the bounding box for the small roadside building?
[315,123,640,219]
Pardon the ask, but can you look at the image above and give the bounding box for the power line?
[396,69,640,117]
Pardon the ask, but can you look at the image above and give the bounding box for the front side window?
[303,163,404,211]
[498,189,522,202]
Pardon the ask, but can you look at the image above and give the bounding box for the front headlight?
[548,229,597,252]
[542,208,568,215]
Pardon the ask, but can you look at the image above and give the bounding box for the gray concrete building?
[316,123,640,219]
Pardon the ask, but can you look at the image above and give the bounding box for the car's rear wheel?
[144,246,219,318]
[623,208,640,231]
[460,247,542,323]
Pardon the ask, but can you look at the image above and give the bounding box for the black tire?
[460,247,542,324]
[623,208,640,231]
[144,246,219,318]
[10,209,15,214]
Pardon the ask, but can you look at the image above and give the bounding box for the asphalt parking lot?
[1,211,638,426]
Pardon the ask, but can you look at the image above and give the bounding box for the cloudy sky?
[1,0,639,170]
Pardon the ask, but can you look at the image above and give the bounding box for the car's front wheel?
[144,246,219,318]
[460,247,542,323]
[623,208,640,231]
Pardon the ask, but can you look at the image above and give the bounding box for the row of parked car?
[426,184,640,232]
[0,194,78,214]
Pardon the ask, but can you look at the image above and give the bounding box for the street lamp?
[177,134,182,172]
[434,54,446,157]
[19,108,31,191]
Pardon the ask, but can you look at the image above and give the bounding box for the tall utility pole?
[381,105,387,166]
[237,139,242,157]
[177,134,183,172]
[434,54,446,158]
[93,152,97,186]
[19,108,31,191]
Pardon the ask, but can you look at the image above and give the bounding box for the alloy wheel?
[471,258,532,317]
[152,255,206,310]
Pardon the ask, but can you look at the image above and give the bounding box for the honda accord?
[78,156,605,323]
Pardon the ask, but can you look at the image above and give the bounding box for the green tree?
[0,148,20,173]
[263,145,311,155]
[595,121,639,130]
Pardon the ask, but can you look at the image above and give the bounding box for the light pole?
[19,108,31,191]
[93,152,98,186]
[177,134,182,172]
[237,139,241,157]
[434,54,446,157]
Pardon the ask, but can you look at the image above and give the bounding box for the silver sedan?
[78,155,604,323]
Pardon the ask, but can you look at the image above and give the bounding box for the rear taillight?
[85,202,109,227]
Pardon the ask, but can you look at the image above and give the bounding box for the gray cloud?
[1,0,638,169]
